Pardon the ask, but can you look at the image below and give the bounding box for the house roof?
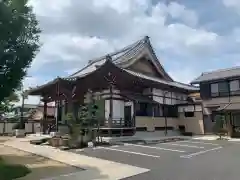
[69,36,173,81]
[191,66,240,84]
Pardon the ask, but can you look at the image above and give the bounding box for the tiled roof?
[69,37,146,78]
[123,69,198,91]
[69,36,172,80]
[191,66,240,84]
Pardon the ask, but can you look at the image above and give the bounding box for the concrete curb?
[2,139,150,180]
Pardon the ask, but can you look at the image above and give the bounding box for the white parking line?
[165,143,205,149]
[180,146,223,158]
[97,147,161,158]
[182,140,219,146]
[125,143,186,153]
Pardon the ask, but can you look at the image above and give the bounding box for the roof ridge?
[69,36,148,77]
[203,66,240,75]
[88,36,147,65]
[113,38,146,63]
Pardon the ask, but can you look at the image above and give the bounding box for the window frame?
[210,81,229,97]
[210,83,219,97]
[218,81,229,96]
[230,80,240,95]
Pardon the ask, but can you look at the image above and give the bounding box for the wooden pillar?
[56,80,60,132]
[55,100,60,132]
[133,102,136,127]
[43,100,47,134]
[229,112,233,137]
[108,84,113,136]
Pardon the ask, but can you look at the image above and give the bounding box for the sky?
[20,0,240,105]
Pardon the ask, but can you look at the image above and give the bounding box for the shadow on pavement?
[0,150,108,180]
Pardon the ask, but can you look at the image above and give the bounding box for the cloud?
[20,0,240,103]
[168,68,196,84]
[29,0,218,71]
[222,0,240,13]
[166,2,198,26]
[30,35,112,72]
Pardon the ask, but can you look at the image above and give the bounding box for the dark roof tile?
[191,66,240,84]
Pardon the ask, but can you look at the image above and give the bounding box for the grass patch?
[0,156,31,180]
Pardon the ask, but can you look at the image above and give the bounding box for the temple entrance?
[124,106,132,127]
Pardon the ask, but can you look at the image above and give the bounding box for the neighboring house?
[28,36,204,136]
[191,66,240,137]
[13,104,38,116]
[11,104,56,121]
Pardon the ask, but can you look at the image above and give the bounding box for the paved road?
[70,139,240,180]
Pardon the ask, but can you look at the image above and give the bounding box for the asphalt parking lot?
[70,139,240,180]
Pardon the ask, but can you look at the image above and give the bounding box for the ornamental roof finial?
[106,54,112,62]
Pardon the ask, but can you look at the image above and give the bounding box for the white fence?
[0,121,41,135]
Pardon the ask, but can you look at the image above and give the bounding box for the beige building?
[28,36,204,136]
[191,67,240,137]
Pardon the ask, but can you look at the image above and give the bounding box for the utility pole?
[163,91,168,136]
[20,76,31,129]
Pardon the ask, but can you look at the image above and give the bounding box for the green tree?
[0,92,19,114]
[66,101,99,148]
[0,0,41,103]
[213,114,228,140]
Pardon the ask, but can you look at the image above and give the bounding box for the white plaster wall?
[105,100,125,120]
[0,122,40,134]
[113,100,125,119]
[105,100,110,120]
[25,123,33,133]
[0,124,4,134]
[34,123,41,132]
